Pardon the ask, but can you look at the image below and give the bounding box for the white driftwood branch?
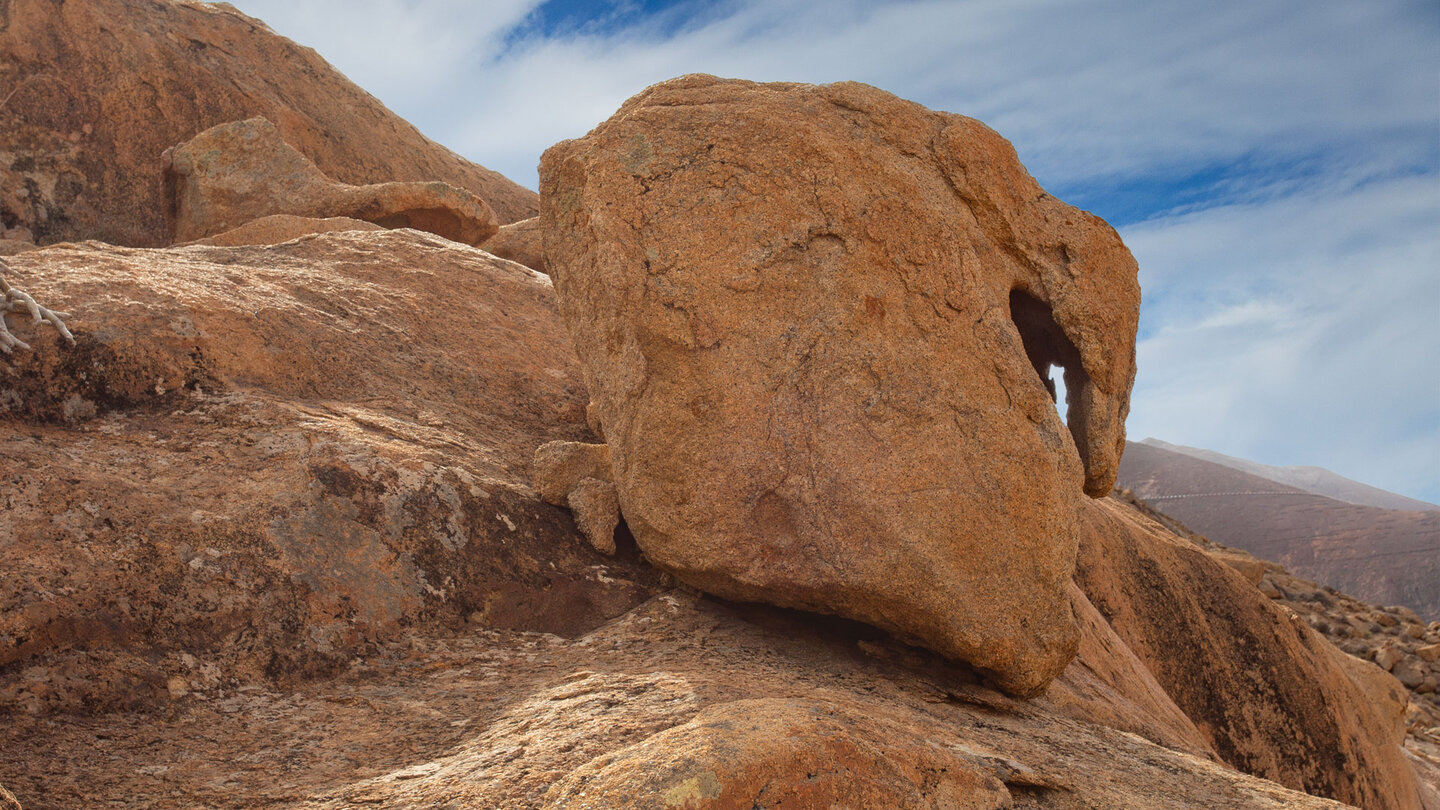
[1,257,75,354]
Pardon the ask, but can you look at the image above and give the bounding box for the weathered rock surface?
[1076,496,1423,809]
[482,216,545,273]
[0,233,1407,810]
[533,440,618,554]
[1117,486,1440,793]
[163,119,497,245]
[0,0,537,247]
[540,75,1140,697]
[0,230,663,714]
[4,593,1343,809]
[185,214,383,247]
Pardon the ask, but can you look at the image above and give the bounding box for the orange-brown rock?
[482,216,545,273]
[0,230,663,714]
[0,0,536,247]
[542,697,1017,808]
[1075,496,1424,809]
[533,440,619,554]
[163,119,497,246]
[185,215,383,247]
[540,75,1140,697]
[0,590,1351,809]
[0,781,18,810]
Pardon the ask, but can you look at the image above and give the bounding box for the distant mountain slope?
[1140,438,1440,512]
[1118,440,1440,621]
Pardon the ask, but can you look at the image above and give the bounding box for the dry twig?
[1,257,75,354]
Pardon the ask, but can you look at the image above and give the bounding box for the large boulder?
[540,75,1139,697]
[163,118,498,246]
[0,0,537,247]
[0,230,663,714]
[1075,496,1424,810]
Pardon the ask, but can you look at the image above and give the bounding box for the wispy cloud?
[229,0,1439,501]
[1125,172,1440,501]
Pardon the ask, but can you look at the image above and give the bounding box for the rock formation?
[482,216,546,273]
[540,75,1140,697]
[0,0,537,247]
[182,215,382,247]
[0,230,664,714]
[163,119,498,246]
[1075,497,1423,809]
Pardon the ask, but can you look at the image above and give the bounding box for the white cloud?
[1123,172,1440,502]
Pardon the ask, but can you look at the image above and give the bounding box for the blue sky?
[231,0,1440,503]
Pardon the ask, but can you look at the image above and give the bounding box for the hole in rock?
[1008,289,1089,433]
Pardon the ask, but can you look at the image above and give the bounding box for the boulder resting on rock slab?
[163,118,498,246]
[540,75,1140,697]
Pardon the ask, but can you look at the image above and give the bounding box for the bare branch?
[1,257,76,354]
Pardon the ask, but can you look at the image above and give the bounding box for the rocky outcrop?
[482,216,545,273]
[0,230,664,714]
[1075,496,1423,809]
[0,214,1407,810]
[540,75,1140,697]
[184,215,382,247]
[163,119,498,246]
[0,0,537,247]
[1,590,1352,809]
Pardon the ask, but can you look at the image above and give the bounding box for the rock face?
[163,119,498,246]
[0,206,1411,810]
[0,590,1353,809]
[0,0,537,247]
[482,217,545,273]
[0,230,663,714]
[540,75,1140,697]
[1075,497,1423,810]
[184,215,382,247]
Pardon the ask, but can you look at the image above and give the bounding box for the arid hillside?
[1139,438,1440,512]
[1119,439,1440,621]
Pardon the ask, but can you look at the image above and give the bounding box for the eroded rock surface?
[1076,497,1423,810]
[163,119,498,246]
[184,215,383,247]
[540,75,1140,697]
[482,216,545,274]
[0,0,536,247]
[0,230,663,714]
[5,592,1345,809]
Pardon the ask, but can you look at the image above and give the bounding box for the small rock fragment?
[568,477,620,555]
